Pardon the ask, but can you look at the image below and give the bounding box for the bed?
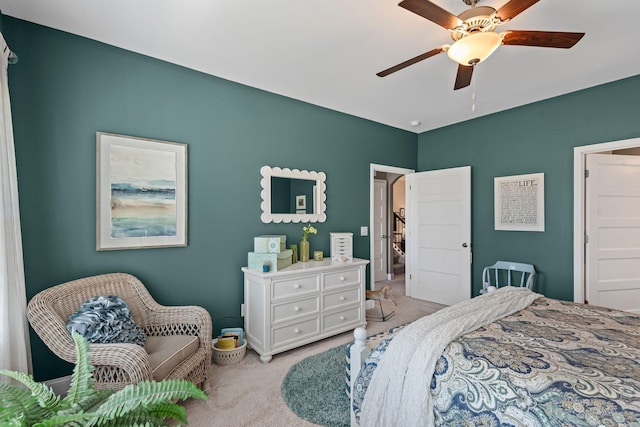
[347,286,640,426]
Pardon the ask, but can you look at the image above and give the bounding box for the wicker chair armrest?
[87,343,153,382]
[27,297,76,362]
[143,305,212,347]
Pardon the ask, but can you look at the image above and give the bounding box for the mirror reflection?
[271,177,315,214]
[260,166,326,223]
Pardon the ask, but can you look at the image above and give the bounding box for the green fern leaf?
[141,402,187,423]
[32,412,102,427]
[0,381,54,426]
[94,380,205,422]
[96,407,167,427]
[64,332,95,406]
[0,370,60,410]
[76,389,113,413]
[94,402,185,426]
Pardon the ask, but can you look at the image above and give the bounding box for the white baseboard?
[45,375,70,396]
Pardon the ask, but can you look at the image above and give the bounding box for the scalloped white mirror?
[260,166,326,223]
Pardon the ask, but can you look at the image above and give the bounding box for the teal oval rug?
[281,344,350,427]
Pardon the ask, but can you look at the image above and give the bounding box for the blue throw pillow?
[67,295,146,346]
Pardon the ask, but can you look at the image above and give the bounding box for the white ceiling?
[2,0,639,132]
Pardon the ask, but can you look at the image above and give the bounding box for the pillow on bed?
[67,295,146,346]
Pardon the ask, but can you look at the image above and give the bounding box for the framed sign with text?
[494,173,544,232]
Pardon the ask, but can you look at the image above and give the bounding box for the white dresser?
[242,258,369,363]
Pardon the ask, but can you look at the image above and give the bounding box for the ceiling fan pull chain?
[471,73,477,112]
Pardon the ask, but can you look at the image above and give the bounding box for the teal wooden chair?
[481,261,536,294]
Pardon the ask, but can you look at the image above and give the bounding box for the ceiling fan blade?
[502,30,585,48]
[377,47,445,77]
[454,64,473,90]
[495,0,540,22]
[399,0,463,30]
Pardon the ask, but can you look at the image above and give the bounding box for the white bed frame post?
[350,327,370,426]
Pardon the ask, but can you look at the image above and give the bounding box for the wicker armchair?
[27,273,212,391]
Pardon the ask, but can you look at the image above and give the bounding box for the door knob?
[462,243,468,248]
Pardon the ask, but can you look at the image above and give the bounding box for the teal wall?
[417,75,640,300]
[4,17,417,381]
[7,14,640,382]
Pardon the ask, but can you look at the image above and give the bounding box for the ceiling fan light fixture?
[447,31,502,66]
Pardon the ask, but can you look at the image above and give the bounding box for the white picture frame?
[494,173,544,232]
[296,194,306,210]
[96,132,187,250]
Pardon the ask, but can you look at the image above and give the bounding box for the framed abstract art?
[96,132,187,250]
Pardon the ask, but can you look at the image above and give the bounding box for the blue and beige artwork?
[110,145,177,238]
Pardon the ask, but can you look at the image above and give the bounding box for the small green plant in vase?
[0,332,207,426]
[300,224,317,262]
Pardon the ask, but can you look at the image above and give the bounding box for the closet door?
[586,154,640,313]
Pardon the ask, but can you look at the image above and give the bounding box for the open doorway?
[369,164,414,291]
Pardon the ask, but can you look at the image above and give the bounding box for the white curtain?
[0,32,31,377]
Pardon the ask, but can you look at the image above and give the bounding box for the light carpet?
[183,274,445,426]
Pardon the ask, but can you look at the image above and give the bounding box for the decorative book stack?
[248,235,292,272]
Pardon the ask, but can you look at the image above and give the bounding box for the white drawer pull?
[339,296,346,301]
[294,306,301,312]
[340,276,346,281]
[294,284,301,289]
[340,316,346,321]
[294,328,300,334]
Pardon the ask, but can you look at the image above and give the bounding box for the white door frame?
[573,136,640,303]
[370,163,415,291]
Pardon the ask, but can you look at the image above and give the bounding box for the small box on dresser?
[330,232,353,261]
[248,250,292,272]
[254,235,287,253]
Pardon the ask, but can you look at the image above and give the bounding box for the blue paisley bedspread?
[353,297,640,426]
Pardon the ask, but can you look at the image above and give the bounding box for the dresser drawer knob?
[339,296,346,301]
[294,306,301,312]
[294,284,301,289]
[340,316,346,321]
[340,276,346,281]
[294,328,300,334]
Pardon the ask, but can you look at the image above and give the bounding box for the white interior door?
[406,166,471,305]
[586,154,640,313]
[373,179,388,282]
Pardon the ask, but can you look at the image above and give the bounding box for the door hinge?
[585,169,589,178]
[585,234,589,244]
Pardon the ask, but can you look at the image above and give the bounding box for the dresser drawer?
[324,268,361,290]
[272,317,320,348]
[272,296,320,324]
[272,275,320,300]
[323,287,361,310]
[323,306,361,332]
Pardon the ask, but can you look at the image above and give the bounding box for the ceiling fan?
[377,0,585,90]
